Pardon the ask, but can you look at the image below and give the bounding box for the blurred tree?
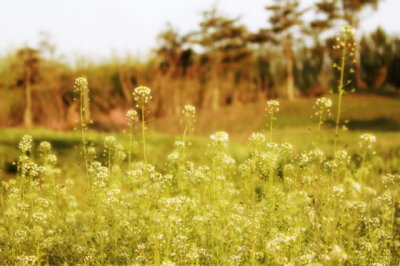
[299,0,341,95]
[37,32,71,128]
[155,23,194,115]
[386,38,400,90]
[248,29,275,100]
[311,0,341,34]
[266,0,307,100]
[360,27,393,88]
[12,47,41,128]
[192,8,251,108]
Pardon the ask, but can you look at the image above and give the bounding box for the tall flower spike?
[132,85,152,165]
[333,26,356,152]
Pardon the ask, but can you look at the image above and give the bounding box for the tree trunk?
[210,63,220,111]
[24,67,32,128]
[354,48,367,89]
[284,37,295,101]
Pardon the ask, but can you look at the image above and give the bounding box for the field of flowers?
[0,26,399,265]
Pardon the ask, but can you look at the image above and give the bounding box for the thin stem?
[128,122,133,172]
[317,111,323,138]
[269,114,273,143]
[141,104,147,165]
[334,38,347,153]
[108,147,112,175]
[80,91,90,186]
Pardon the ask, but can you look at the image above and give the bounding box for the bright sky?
[0,0,398,61]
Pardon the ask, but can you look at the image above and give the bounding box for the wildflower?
[174,140,185,149]
[126,109,139,124]
[133,85,152,105]
[249,132,266,146]
[265,100,280,115]
[18,135,33,153]
[38,141,51,154]
[88,161,109,188]
[359,133,376,149]
[73,77,88,94]
[45,154,57,165]
[330,245,348,262]
[182,104,196,119]
[313,97,332,119]
[210,131,229,146]
[168,151,180,161]
[104,136,117,149]
[334,149,351,166]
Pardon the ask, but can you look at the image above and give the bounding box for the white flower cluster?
[313,97,332,119]
[359,133,376,149]
[88,161,109,189]
[126,109,139,124]
[249,132,266,146]
[265,100,280,115]
[210,131,229,146]
[182,104,196,119]
[104,136,117,149]
[133,86,152,104]
[18,135,33,153]
[38,141,51,154]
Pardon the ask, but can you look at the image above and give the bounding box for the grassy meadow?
[0,89,399,264]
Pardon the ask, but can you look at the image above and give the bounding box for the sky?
[0,0,399,61]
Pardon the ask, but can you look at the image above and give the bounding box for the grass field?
[0,93,399,264]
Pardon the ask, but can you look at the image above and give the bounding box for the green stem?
[80,91,90,186]
[334,36,348,153]
[128,123,133,172]
[108,147,112,175]
[269,114,273,143]
[141,104,147,165]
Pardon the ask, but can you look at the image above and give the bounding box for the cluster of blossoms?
[126,109,139,124]
[313,97,332,121]
[38,141,51,154]
[332,26,356,70]
[88,161,109,189]
[73,77,88,94]
[104,136,117,149]
[18,135,33,153]
[359,133,376,149]
[333,26,356,50]
[181,104,196,134]
[182,104,196,120]
[265,100,280,116]
[133,86,152,105]
[210,131,229,146]
[249,132,267,147]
